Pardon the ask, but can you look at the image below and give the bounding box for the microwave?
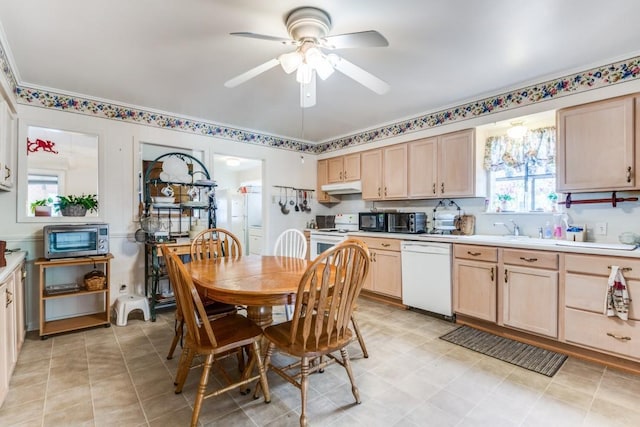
[43,224,110,259]
[359,212,387,232]
[387,212,427,234]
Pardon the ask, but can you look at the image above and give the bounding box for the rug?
[440,325,567,377]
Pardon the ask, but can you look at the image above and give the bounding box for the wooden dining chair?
[255,239,370,427]
[273,228,308,320]
[167,251,270,427]
[160,245,237,360]
[190,228,242,261]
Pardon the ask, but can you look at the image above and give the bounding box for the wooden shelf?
[41,312,110,337]
[42,288,108,300]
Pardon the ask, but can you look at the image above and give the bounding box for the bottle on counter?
[543,221,553,239]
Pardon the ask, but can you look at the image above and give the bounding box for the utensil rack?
[560,192,639,208]
[273,185,315,192]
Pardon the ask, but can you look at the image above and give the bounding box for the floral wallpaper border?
[1,34,639,154]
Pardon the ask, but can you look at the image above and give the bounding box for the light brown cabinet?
[327,153,360,183]
[361,144,408,200]
[408,129,476,198]
[557,95,637,192]
[563,254,639,361]
[316,159,339,203]
[0,98,17,191]
[453,244,497,322]
[501,249,558,338]
[360,237,402,299]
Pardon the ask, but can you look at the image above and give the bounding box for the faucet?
[493,220,520,236]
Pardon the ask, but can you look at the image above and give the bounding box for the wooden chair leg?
[191,353,214,427]
[174,347,195,392]
[300,356,310,427]
[167,319,183,360]
[254,342,275,399]
[350,314,369,358]
[252,341,271,403]
[340,348,361,404]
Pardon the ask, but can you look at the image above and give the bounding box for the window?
[484,127,556,212]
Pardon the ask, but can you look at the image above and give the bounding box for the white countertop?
[0,251,27,283]
[346,231,640,258]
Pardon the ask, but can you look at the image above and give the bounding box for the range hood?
[321,180,362,195]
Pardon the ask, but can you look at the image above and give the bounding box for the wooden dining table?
[185,255,313,327]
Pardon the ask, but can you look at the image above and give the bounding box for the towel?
[605,266,630,320]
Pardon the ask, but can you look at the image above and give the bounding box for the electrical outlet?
[595,222,608,235]
[119,284,127,293]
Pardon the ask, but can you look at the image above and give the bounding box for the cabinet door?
[408,137,438,198]
[454,259,496,322]
[557,96,635,192]
[316,159,339,203]
[371,250,402,298]
[343,153,361,181]
[382,144,408,199]
[438,129,475,197]
[0,284,7,405]
[503,265,558,338]
[327,157,345,183]
[361,149,383,200]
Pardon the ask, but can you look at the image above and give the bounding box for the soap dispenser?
[543,221,553,239]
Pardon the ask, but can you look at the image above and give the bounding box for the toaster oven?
[43,223,110,259]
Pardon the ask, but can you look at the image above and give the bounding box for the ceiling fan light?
[278,51,302,74]
[296,63,313,84]
[507,122,528,139]
[315,58,334,80]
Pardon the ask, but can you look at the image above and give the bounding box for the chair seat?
[186,313,264,355]
[263,315,353,358]
[203,299,237,317]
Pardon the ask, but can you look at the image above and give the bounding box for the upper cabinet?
[316,159,339,203]
[557,95,636,192]
[0,99,17,191]
[408,129,477,198]
[327,153,360,183]
[361,144,408,200]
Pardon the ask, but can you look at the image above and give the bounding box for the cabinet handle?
[490,267,494,282]
[519,257,538,262]
[381,243,390,247]
[607,332,631,341]
[467,251,481,256]
[4,165,10,180]
[340,171,343,180]
[608,266,632,272]
[626,166,632,183]
[384,187,387,197]
[432,183,436,194]
[440,182,444,194]
[6,290,12,307]
[504,269,508,283]
[377,187,381,197]
[373,253,377,262]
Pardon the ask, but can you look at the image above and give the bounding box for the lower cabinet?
[564,254,640,361]
[453,245,497,322]
[360,237,402,299]
[501,249,559,338]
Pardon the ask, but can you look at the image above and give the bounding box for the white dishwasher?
[400,241,453,318]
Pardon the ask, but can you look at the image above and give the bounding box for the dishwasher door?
[400,241,452,317]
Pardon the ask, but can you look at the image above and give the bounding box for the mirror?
[17,122,103,222]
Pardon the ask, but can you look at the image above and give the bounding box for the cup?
[187,186,198,200]
[160,185,174,197]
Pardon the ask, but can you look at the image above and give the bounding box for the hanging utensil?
[289,188,295,205]
[294,189,300,212]
[280,188,290,214]
[278,187,285,208]
[303,191,311,212]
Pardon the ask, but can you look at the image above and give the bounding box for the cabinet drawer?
[454,244,497,262]
[565,273,639,320]
[503,249,558,269]
[157,243,191,257]
[358,237,400,252]
[565,254,640,280]
[564,308,639,361]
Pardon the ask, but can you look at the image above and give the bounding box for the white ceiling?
[1,0,639,143]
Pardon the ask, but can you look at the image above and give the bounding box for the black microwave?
[359,212,387,232]
[43,224,110,259]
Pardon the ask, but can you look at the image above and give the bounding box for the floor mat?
[440,325,567,377]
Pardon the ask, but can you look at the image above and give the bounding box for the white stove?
[310,214,359,258]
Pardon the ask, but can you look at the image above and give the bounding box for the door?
[372,250,402,298]
[327,157,344,183]
[438,129,474,197]
[382,144,408,199]
[408,137,438,198]
[454,259,496,322]
[361,149,383,200]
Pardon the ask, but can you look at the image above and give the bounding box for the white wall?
[0,104,316,330]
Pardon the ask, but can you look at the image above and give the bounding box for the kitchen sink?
[462,235,550,245]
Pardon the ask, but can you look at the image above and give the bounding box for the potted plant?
[547,192,559,212]
[55,194,99,216]
[497,193,513,211]
[30,197,53,216]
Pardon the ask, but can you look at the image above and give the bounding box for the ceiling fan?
[224,7,390,108]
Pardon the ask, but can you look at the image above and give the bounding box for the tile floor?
[2,299,640,426]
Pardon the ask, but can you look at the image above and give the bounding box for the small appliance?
[310,213,359,258]
[358,212,387,232]
[315,215,335,229]
[43,223,110,259]
[386,212,427,234]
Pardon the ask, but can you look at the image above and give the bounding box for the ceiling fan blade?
[322,30,389,49]
[224,58,280,88]
[328,54,390,95]
[300,71,317,108]
[230,32,295,45]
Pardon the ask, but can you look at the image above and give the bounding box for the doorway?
[213,155,263,255]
